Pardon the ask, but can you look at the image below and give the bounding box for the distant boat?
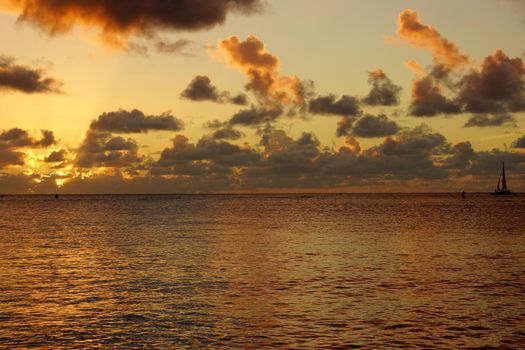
[491,162,515,195]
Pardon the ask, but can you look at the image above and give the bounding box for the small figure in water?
[55,194,59,199]
[461,191,466,200]
[0,194,3,199]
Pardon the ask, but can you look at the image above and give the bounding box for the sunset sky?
[1,0,524,193]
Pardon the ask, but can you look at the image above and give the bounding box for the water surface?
[0,194,524,348]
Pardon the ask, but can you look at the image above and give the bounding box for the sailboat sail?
[492,161,515,195]
[501,162,507,191]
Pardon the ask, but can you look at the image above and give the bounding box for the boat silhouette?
[492,162,515,195]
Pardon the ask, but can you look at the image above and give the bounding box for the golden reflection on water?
[0,194,524,348]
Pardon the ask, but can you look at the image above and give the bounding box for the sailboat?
[491,162,515,195]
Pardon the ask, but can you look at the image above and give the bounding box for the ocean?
[0,193,524,349]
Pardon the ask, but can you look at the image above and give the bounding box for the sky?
[1,0,525,193]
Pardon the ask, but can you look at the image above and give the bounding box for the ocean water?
[0,193,524,349]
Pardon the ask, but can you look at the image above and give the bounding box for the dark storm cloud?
[457,50,525,114]
[362,70,402,106]
[512,135,525,148]
[90,109,184,133]
[463,114,517,128]
[0,56,62,94]
[180,75,248,105]
[308,95,361,117]
[229,106,282,126]
[6,0,264,41]
[352,114,400,138]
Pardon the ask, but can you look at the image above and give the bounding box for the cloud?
[375,124,448,156]
[457,50,525,114]
[75,108,183,169]
[211,127,244,140]
[512,135,525,148]
[180,75,248,105]
[75,131,141,168]
[0,55,62,94]
[352,114,400,138]
[154,39,194,55]
[0,128,56,148]
[0,150,25,169]
[90,109,184,133]
[409,68,461,117]
[44,149,67,163]
[229,106,282,126]
[463,114,517,128]
[362,70,402,106]
[0,128,56,169]
[336,117,356,137]
[309,95,361,117]
[2,0,264,48]
[442,141,476,170]
[396,9,470,69]
[155,135,260,175]
[215,35,309,107]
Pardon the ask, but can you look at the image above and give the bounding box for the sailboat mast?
[501,162,507,191]
[497,175,501,191]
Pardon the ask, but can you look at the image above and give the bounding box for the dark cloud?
[457,50,525,114]
[309,95,361,117]
[6,0,264,46]
[44,149,67,163]
[211,127,244,140]
[336,117,356,137]
[512,135,525,148]
[407,50,525,118]
[230,93,249,106]
[0,128,55,169]
[352,114,400,138]
[229,106,282,126]
[442,142,476,169]
[0,150,25,169]
[90,109,184,134]
[409,71,461,117]
[0,56,62,94]
[362,70,402,106]
[75,131,141,168]
[0,128,56,148]
[376,125,449,157]
[463,114,517,128]
[154,39,194,55]
[180,75,248,105]
[155,135,260,176]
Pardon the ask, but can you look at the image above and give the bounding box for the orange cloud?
[216,35,307,107]
[0,0,264,49]
[397,9,470,69]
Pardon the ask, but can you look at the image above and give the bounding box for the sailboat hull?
[491,191,516,196]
